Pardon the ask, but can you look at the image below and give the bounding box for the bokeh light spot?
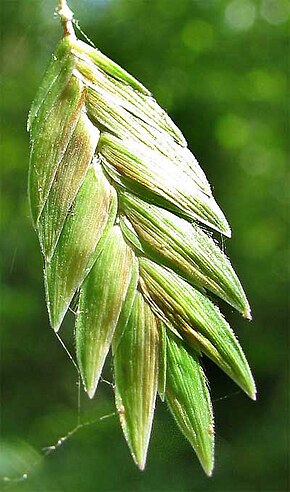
[246,219,284,259]
[260,0,290,25]
[241,69,287,101]
[181,19,214,53]
[215,113,250,149]
[225,0,256,31]
[240,144,277,176]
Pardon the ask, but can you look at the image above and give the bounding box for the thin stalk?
[58,0,76,38]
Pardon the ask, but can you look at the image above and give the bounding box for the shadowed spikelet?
[28,1,256,474]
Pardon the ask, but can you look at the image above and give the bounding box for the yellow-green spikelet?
[28,13,256,475]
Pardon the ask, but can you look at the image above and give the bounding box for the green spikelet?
[28,0,256,475]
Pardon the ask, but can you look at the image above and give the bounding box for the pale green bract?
[28,4,256,475]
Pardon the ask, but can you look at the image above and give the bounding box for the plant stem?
[58,0,76,38]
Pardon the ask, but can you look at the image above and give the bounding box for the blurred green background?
[1,0,289,490]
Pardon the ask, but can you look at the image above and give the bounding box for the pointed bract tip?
[132,450,147,471]
[81,373,98,400]
[204,466,214,478]
[244,378,257,401]
[48,303,66,333]
[199,450,214,477]
[249,386,257,401]
[136,459,146,471]
[210,215,231,238]
[251,392,257,402]
[223,224,232,239]
[51,319,61,333]
[130,440,148,471]
[80,379,96,399]
[243,308,252,321]
[51,314,66,333]
[196,452,214,477]
[87,387,96,399]
[121,430,150,474]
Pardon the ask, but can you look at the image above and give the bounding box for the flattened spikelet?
[28,2,255,474]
